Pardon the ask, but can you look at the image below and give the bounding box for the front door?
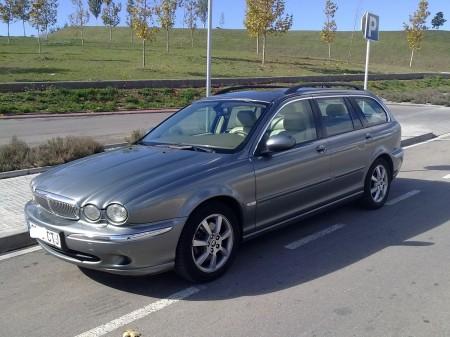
[252,99,331,229]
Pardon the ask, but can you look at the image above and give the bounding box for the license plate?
[29,222,62,249]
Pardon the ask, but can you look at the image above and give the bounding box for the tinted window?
[316,98,354,136]
[267,100,317,144]
[354,97,388,126]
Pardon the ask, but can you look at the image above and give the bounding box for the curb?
[0,230,36,254]
[0,131,440,255]
[0,109,178,120]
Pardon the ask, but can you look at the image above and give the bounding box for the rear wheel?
[361,158,391,209]
[175,202,240,282]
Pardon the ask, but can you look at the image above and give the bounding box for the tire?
[360,158,392,209]
[175,201,240,282]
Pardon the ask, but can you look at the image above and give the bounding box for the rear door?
[252,99,331,229]
[313,96,368,198]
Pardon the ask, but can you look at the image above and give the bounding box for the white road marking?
[75,286,201,337]
[443,174,450,180]
[0,245,41,262]
[403,132,450,149]
[285,224,346,250]
[386,190,421,206]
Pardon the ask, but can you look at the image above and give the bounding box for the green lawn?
[0,28,449,82]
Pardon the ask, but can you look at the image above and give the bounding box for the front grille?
[34,189,80,220]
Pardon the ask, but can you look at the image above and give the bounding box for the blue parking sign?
[362,12,380,41]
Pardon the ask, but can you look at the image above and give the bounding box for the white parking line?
[0,245,41,262]
[386,190,421,206]
[443,174,450,180]
[75,286,201,337]
[285,224,346,250]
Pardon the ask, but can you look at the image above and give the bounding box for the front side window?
[316,97,354,137]
[266,100,317,144]
[354,97,388,126]
[140,101,267,152]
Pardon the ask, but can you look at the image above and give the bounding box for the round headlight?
[83,204,101,222]
[106,204,128,224]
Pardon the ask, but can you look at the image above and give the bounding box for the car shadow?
[81,177,450,300]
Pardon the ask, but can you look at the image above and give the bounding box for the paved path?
[1,104,449,146]
[0,135,449,337]
[0,174,36,236]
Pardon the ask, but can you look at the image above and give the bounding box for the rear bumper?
[25,201,186,276]
[391,148,404,178]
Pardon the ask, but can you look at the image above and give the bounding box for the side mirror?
[263,134,296,154]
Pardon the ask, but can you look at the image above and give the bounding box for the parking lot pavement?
[0,134,449,337]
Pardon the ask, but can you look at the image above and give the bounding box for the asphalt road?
[1,134,449,337]
[1,103,449,146]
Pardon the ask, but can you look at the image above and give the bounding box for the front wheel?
[360,158,391,209]
[175,202,240,282]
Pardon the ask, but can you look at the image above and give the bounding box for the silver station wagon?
[26,83,404,282]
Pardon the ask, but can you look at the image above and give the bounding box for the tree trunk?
[262,33,266,66]
[7,22,10,44]
[109,27,112,41]
[23,20,26,37]
[81,27,84,47]
[191,29,194,48]
[142,39,146,68]
[131,27,134,44]
[409,49,415,68]
[328,43,331,61]
[256,34,259,55]
[37,34,41,54]
[166,28,170,53]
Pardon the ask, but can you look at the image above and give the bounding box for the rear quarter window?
[354,97,388,127]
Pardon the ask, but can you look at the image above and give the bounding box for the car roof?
[203,87,373,104]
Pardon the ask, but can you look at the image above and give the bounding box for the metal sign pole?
[364,39,371,90]
[206,0,213,97]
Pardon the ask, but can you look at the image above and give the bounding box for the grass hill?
[0,27,449,83]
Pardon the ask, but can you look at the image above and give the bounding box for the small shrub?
[0,137,32,172]
[125,129,146,144]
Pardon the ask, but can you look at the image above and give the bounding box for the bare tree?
[404,0,430,68]
[195,0,207,28]
[29,0,46,53]
[70,0,90,46]
[126,0,135,43]
[0,0,15,43]
[102,0,121,41]
[13,0,31,37]
[184,0,197,48]
[320,0,338,61]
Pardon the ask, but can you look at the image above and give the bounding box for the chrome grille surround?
[33,189,80,220]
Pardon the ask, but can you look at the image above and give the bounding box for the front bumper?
[25,201,187,275]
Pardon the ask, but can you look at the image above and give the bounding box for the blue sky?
[2,0,450,36]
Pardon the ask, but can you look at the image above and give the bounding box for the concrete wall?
[0,73,449,92]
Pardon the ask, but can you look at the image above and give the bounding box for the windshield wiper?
[166,144,215,153]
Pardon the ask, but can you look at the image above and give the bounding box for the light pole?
[206,0,213,97]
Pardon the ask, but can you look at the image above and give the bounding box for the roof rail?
[214,85,288,95]
[285,82,363,94]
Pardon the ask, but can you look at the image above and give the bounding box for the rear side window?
[316,98,354,137]
[354,97,388,126]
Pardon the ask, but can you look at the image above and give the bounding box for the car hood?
[33,145,225,207]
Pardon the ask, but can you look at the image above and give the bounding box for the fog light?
[83,204,101,222]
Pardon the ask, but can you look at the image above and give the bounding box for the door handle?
[365,133,373,140]
[316,145,326,153]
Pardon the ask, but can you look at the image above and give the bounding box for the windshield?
[140,100,267,152]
